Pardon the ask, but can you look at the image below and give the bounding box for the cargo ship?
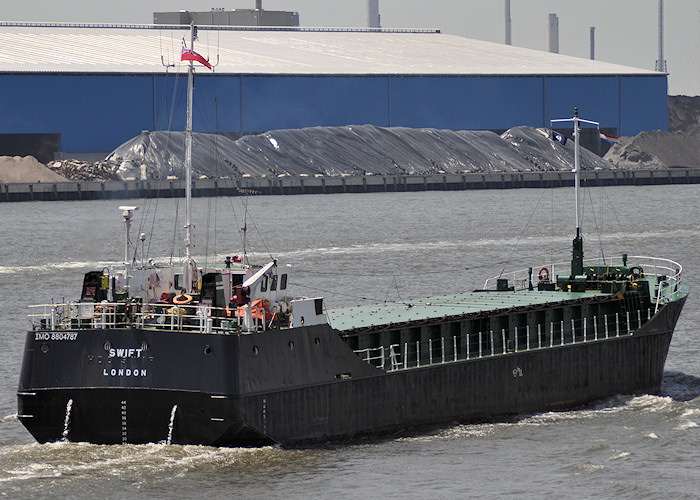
[17,26,689,447]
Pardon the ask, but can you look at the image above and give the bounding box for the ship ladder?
[626,294,642,331]
[389,344,401,371]
[618,294,638,334]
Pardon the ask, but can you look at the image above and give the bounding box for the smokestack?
[255,0,262,10]
[548,13,559,53]
[367,0,380,28]
[505,0,511,45]
[589,27,595,60]
[655,0,667,72]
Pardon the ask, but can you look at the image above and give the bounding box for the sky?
[2,0,699,96]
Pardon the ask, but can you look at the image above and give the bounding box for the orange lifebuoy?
[538,266,550,283]
[173,293,193,305]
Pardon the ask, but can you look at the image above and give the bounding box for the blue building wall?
[0,72,668,154]
[389,76,546,129]
[242,76,391,131]
[0,74,154,152]
[153,74,241,133]
[545,76,621,131]
[620,76,668,135]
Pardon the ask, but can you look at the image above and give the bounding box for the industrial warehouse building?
[0,22,668,162]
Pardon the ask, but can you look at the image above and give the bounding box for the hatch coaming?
[335,284,677,373]
[327,254,685,373]
[326,288,613,333]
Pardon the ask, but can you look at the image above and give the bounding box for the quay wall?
[2,169,700,202]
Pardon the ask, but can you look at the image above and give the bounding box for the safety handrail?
[355,308,653,372]
[27,300,274,334]
[483,255,683,295]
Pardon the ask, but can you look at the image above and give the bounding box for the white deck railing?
[354,307,653,372]
[28,301,273,334]
[483,255,683,301]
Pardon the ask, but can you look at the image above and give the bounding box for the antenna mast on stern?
[183,23,197,292]
[119,205,138,290]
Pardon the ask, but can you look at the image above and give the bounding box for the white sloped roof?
[0,23,659,76]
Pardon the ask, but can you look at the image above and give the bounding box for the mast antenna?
[242,201,249,267]
[183,23,196,292]
[119,206,138,290]
[159,29,175,69]
[550,108,599,277]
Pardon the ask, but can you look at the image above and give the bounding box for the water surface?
[1,185,699,498]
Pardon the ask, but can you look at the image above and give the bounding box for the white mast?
[551,108,599,233]
[551,108,599,276]
[119,205,138,290]
[183,24,196,292]
[573,108,581,229]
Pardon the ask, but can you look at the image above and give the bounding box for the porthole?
[253,346,259,355]
[314,337,321,346]
[40,343,49,354]
[203,345,213,356]
[104,341,111,352]
[288,341,294,350]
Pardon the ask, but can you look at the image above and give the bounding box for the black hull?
[18,296,686,447]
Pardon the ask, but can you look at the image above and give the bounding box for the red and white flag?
[181,47,212,69]
[599,131,618,144]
